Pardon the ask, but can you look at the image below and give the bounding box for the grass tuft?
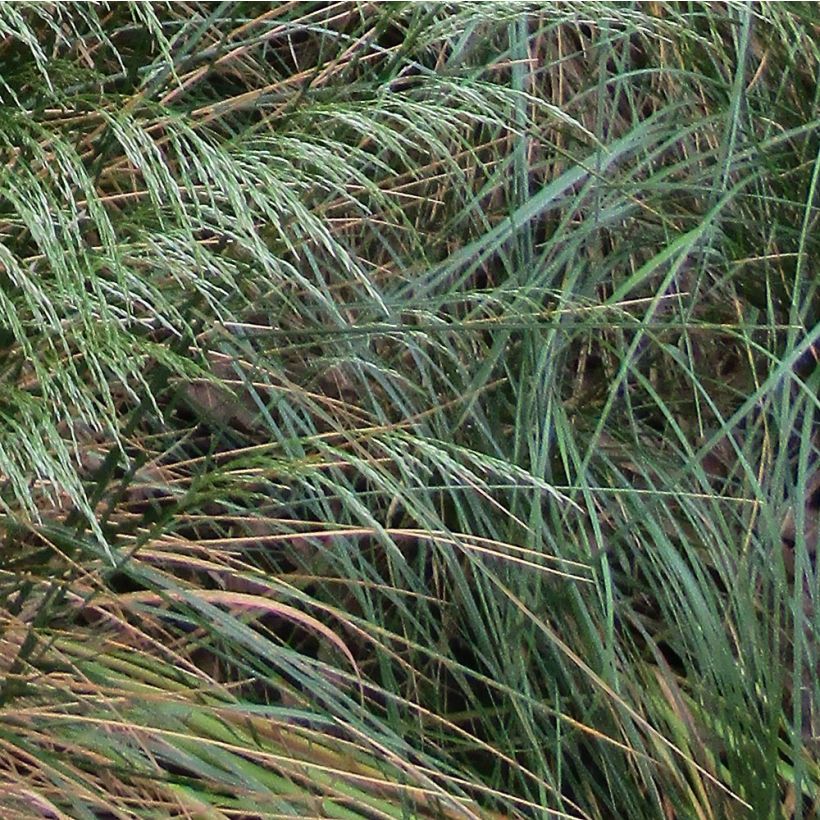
[1,3,819,817]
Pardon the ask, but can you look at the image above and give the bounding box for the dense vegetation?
[1,3,819,817]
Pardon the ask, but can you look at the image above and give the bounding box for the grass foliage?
[1,2,819,817]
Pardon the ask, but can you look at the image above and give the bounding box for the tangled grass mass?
[1,3,819,817]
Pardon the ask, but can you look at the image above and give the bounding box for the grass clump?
[0,2,819,817]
